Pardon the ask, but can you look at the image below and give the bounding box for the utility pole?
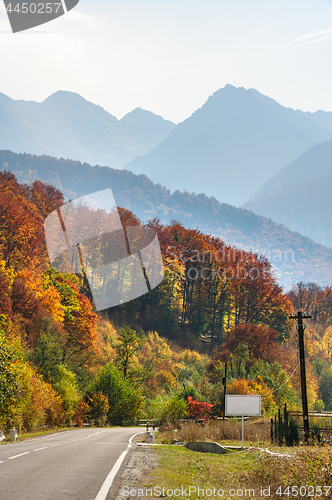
[222,362,227,420]
[289,311,311,444]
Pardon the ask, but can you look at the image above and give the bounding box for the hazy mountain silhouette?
[2,149,332,290]
[243,139,332,248]
[125,85,332,207]
[0,91,175,169]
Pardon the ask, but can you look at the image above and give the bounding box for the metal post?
[242,415,244,447]
[289,311,311,444]
[274,414,277,441]
[278,409,282,446]
[284,403,288,446]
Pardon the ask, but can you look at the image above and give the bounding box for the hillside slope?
[244,139,332,247]
[1,149,332,289]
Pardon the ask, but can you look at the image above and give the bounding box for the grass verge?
[0,426,81,444]
[141,444,332,500]
[16,427,76,441]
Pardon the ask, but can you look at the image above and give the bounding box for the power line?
[261,362,300,397]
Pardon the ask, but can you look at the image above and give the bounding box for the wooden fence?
[271,404,332,445]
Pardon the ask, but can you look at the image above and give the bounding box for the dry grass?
[143,445,332,500]
[157,419,271,446]
[140,419,332,499]
[250,446,332,495]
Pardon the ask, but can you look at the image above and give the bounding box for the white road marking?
[33,447,48,451]
[0,461,4,464]
[8,452,30,459]
[129,432,144,444]
[94,450,128,500]
[94,431,145,500]
[51,444,61,447]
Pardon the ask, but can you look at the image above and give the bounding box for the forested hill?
[3,170,332,434]
[1,149,332,289]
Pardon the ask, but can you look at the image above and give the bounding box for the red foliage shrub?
[187,396,213,422]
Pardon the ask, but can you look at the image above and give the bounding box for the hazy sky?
[0,0,331,123]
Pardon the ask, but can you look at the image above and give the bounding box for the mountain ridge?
[248,138,332,200]
[243,138,332,248]
[125,84,332,206]
[0,90,176,169]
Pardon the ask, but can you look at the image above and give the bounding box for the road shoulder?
[114,443,159,500]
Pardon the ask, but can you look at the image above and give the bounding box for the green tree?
[115,327,143,378]
[0,325,19,423]
[92,363,143,425]
[53,365,80,421]
[160,394,188,424]
[32,325,64,382]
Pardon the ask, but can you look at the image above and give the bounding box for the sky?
[0,0,332,123]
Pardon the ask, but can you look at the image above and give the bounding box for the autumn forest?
[2,170,332,432]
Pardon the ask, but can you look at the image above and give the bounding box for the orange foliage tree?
[64,293,98,365]
[213,323,282,379]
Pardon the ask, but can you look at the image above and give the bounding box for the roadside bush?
[87,392,109,426]
[187,396,213,421]
[311,423,321,443]
[13,363,64,432]
[92,363,143,425]
[160,394,188,424]
[53,365,80,422]
[287,416,300,446]
[0,331,19,426]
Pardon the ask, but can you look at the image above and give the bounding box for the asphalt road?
[0,427,142,500]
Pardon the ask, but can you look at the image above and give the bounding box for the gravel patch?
[115,444,159,500]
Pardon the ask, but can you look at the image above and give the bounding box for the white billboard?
[225,395,261,416]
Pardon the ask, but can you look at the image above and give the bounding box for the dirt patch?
[115,445,159,500]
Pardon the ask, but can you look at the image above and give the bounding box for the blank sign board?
[225,395,261,416]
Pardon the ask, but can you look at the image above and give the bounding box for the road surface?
[0,427,142,500]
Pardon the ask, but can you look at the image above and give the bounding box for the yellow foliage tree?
[227,376,276,414]
[322,326,332,363]
[17,269,65,324]
[11,362,64,432]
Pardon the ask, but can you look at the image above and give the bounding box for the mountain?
[0,91,176,169]
[2,85,332,208]
[243,139,332,248]
[297,110,332,134]
[248,138,332,200]
[2,149,332,290]
[124,84,332,207]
